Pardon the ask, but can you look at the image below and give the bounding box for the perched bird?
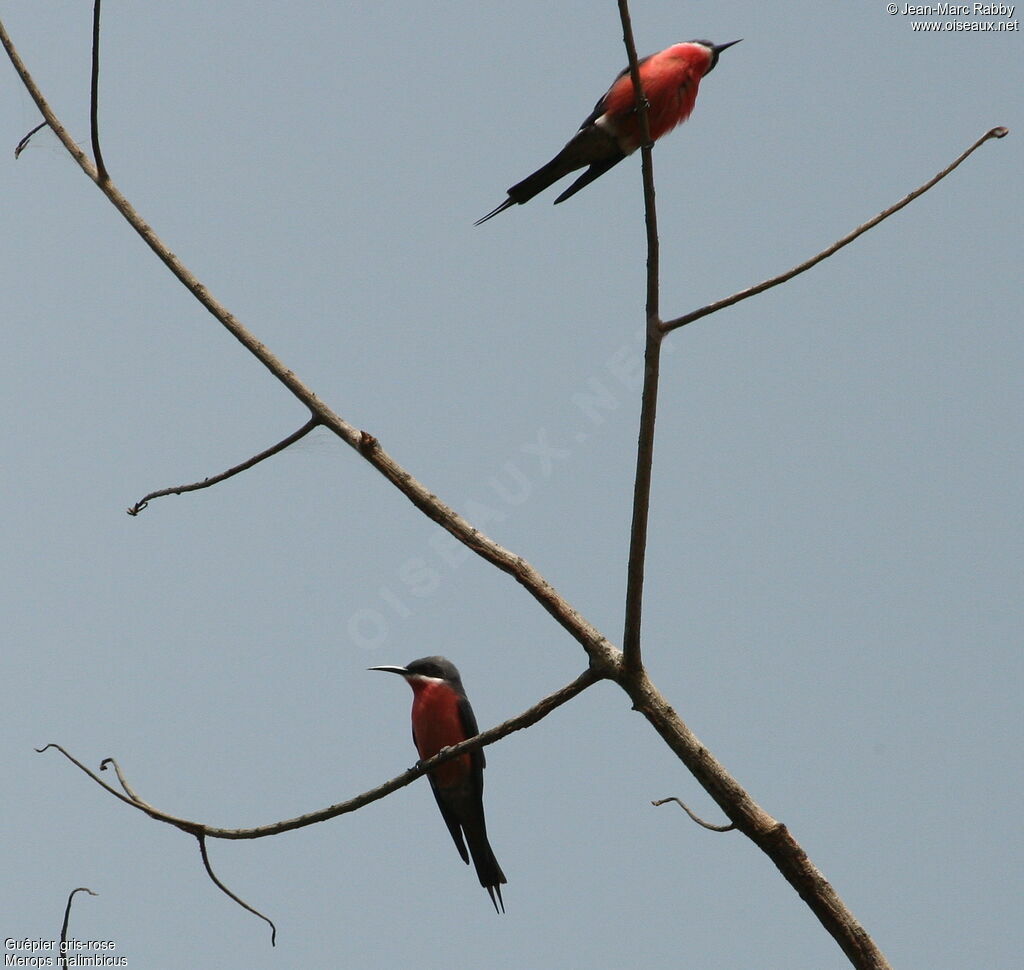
[475,39,740,225]
[370,656,507,912]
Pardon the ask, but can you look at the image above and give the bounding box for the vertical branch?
[615,2,650,148]
[59,888,98,969]
[90,0,108,182]
[618,0,663,675]
[623,328,662,674]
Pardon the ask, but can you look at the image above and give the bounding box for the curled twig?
[36,744,202,831]
[198,834,277,945]
[652,796,736,832]
[127,417,321,515]
[59,887,98,970]
[100,756,152,807]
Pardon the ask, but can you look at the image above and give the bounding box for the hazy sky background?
[2,2,1020,968]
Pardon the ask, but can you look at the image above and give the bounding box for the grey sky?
[2,2,1020,968]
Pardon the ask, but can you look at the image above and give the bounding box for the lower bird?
[475,38,740,225]
[370,656,507,912]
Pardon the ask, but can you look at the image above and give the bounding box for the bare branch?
[127,417,321,515]
[662,126,1010,334]
[615,0,660,314]
[617,0,663,677]
[622,330,661,678]
[37,667,603,840]
[616,1,652,149]
[197,834,277,946]
[59,887,98,970]
[652,796,736,832]
[90,0,108,183]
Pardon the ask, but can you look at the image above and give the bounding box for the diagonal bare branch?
[625,668,888,969]
[662,126,1009,334]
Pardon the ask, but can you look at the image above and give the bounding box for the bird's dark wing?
[454,692,506,910]
[457,692,485,775]
[498,124,621,208]
[428,781,471,865]
[413,721,471,865]
[576,53,653,130]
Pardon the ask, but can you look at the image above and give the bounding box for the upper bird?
[475,39,740,225]
[369,656,507,912]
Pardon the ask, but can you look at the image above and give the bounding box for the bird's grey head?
[400,656,463,684]
[689,38,742,75]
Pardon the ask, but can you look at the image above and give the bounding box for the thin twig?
[618,0,663,676]
[662,126,1009,334]
[127,417,321,515]
[37,668,603,840]
[198,834,277,945]
[652,796,736,832]
[15,120,46,158]
[59,888,98,970]
[90,0,108,182]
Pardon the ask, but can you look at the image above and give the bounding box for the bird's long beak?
[714,39,743,54]
[368,665,409,676]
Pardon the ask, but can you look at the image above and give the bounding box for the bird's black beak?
[707,38,742,73]
[368,665,410,676]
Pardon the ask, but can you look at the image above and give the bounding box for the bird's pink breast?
[411,680,471,786]
[603,44,711,149]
